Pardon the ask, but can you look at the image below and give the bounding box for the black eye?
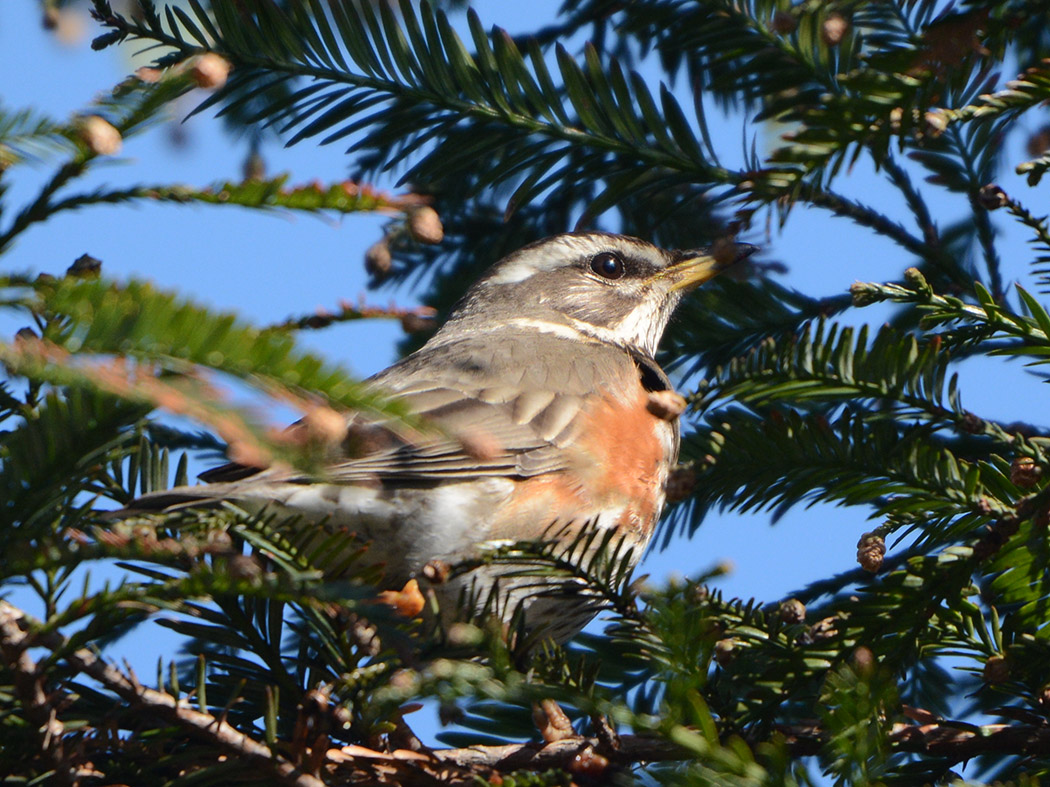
[590,251,625,280]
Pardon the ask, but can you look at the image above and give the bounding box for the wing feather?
[204,334,644,488]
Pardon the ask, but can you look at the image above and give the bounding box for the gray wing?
[202,334,647,487]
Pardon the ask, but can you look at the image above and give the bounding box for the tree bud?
[78,116,122,156]
[857,532,886,573]
[191,53,231,90]
[407,206,444,244]
[364,239,393,280]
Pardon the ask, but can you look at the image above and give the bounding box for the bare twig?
[326,734,683,785]
[774,717,1050,764]
[7,591,1050,786]
[266,300,437,334]
[0,600,325,787]
[321,716,1050,784]
[0,607,74,785]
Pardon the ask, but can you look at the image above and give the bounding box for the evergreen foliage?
[2,0,1050,784]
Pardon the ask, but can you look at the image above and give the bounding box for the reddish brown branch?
[325,735,684,785]
[267,300,437,333]
[7,596,1050,786]
[321,718,1050,785]
[0,610,75,785]
[775,716,1050,764]
[0,601,324,787]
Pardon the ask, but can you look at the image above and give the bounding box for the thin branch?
[943,124,1004,299]
[775,717,1050,764]
[882,154,939,249]
[0,160,88,254]
[323,717,1050,783]
[91,7,726,182]
[324,734,684,785]
[0,609,74,785]
[24,178,426,235]
[799,186,922,254]
[0,600,326,787]
[265,300,436,333]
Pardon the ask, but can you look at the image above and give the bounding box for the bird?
[125,232,753,641]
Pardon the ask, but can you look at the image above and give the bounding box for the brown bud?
[15,327,38,343]
[190,53,231,90]
[205,529,234,553]
[714,638,739,667]
[1027,125,1050,158]
[1011,456,1042,488]
[400,312,436,334]
[983,654,1009,684]
[852,645,875,676]
[406,206,444,244]
[350,617,380,656]
[646,389,687,421]
[821,13,849,45]
[804,616,839,643]
[960,412,984,434]
[569,748,610,777]
[422,559,451,584]
[364,239,392,280]
[67,253,102,278]
[888,106,904,133]
[43,6,60,29]
[664,465,697,503]
[771,10,797,34]
[924,109,949,137]
[903,267,929,292]
[300,406,347,447]
[978,184,1008,210]
[78,116,122,156]
[857,532,886,573]
[227,553,263,582]
[136,66,163,83]
[779,598,806,625]
[388,669,419,692]
[849,281,881,307]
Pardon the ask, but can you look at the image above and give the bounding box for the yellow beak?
[660,242,758,291]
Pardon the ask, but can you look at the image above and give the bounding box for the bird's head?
[440,232,755,357]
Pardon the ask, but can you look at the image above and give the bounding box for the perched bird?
[128,232,752,640]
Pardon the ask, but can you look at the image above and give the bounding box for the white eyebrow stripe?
[430,317,626,349]
[486,261,538,284]
[508,317,625,346]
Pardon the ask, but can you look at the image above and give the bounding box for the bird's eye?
[590,251,625,280]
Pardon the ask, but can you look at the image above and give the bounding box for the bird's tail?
[103,483,240,519]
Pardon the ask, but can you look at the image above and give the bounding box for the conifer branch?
[0,600,326,787]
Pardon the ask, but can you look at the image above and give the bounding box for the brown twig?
[0,608,75,785]
[0,600,325,787]
[326,735,683,785]
[773,716,1050,764]
[266,300,437,333]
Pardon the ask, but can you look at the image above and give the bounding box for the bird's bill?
[660,242,758,291]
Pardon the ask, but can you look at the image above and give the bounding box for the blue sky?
[3,0,1047,721]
